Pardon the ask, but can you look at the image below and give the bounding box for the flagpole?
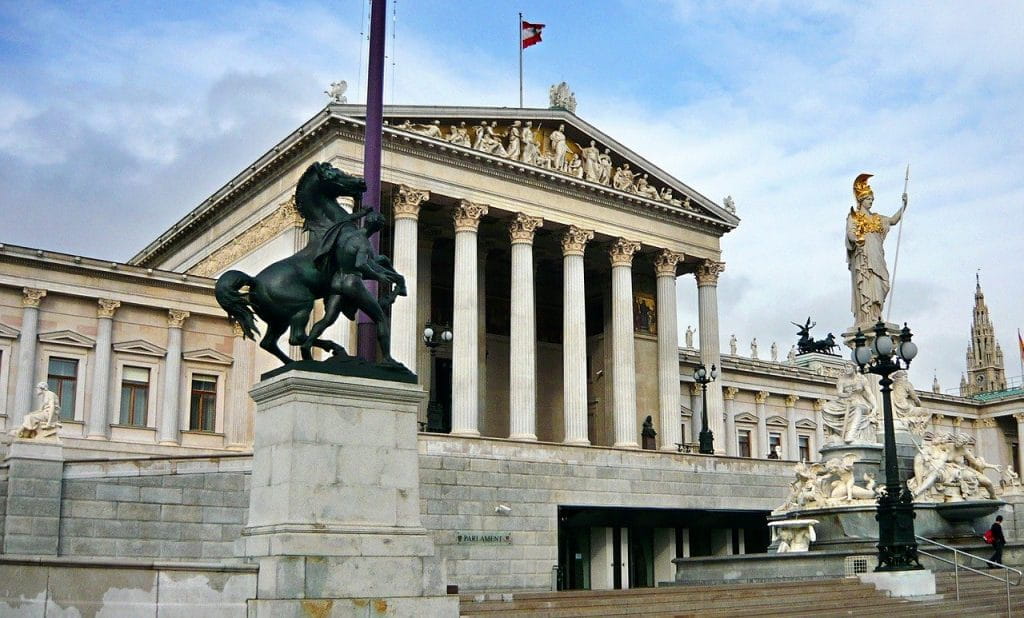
[518,12,523,108]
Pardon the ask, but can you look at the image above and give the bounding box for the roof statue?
[723,195,736,213]
[325,80,348,104]
[215,162,413,382]
[548,81,577,113]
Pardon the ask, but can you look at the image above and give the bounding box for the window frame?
[768,432,783,458]
[181,366,226,434]
[737,429,752,458]
[118,365,152,427]
[798,434,812,462]
[38,348,89,422]
[112,357,161,430]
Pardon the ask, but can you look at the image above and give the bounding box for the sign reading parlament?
[456,532,512,545]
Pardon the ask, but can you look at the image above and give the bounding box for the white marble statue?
[10,382,62,439]
[891,370,930,433]
[826,455,879,502]
[771,342,778,362]
[598,148,613,185]
[750,338,759,360]
[521,121,540,165]
[909,432,1000,502]
[932,374,941,394]
[325,80,348,104]
[406,119,443,139]
[820,363,878,444]
[549,81,577,113]
[446,122,472,147]
[634,174,659,199]
[729,334,737,355]
[846,174,907,327]
[549,124,568,172]
[685,326,694,349]
[787,345,797,362]
[581,140,601,182]
[774,521,817,553]
[723,195,736,214]
[505,121,522,161]
[612,163,634,190]
[775,454,880,514]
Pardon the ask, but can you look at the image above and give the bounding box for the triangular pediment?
[113,339,167,357]
[734,412,758,424]
[766,415,789,427]
[0,323,19,340]
[38,330,95,348]
[795,418,818,430]
[182,348,234,365]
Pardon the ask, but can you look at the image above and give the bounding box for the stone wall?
[59,456,250,562]
[418,435,793,591]
[0,468,7,541]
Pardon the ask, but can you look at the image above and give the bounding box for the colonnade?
[386,186,726,450]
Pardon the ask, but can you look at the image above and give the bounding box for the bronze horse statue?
[215,162,406,366]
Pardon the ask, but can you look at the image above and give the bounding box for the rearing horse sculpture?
[215,162,406,366]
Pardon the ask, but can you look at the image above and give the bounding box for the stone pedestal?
[240,372,457,617]
[859,569,935,597]
[3,439,64,556]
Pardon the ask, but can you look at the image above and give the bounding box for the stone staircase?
[459,572,1023,617]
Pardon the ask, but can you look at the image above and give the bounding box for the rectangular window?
[798,435,811,462]
[737,430,752,458]
[768,432,782,458]
[47,357,78,420]
[119,366,150,426]
[189,375,217,432]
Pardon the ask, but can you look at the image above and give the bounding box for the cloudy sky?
[1,1,1022,391]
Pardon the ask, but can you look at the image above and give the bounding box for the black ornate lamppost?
[422,322,453,433]
[693,363,718,455]
[852,320,923,572]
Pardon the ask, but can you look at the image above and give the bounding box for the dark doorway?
[629,527,654,588]
[434,357,453,433]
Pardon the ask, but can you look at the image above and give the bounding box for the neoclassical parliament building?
[1,97,1022,593]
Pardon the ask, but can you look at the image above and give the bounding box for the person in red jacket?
[988,515,1006,567]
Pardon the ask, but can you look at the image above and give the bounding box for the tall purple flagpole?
[357,0,387,361]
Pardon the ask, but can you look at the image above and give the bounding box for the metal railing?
[915,535,1021,616]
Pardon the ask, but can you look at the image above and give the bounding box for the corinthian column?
[12,288,46,428]
[609,238,641,448]
[785,394,799,460]
[158,309,189,445]
[562,225,594,445]
[508,213,543,441]
[86,299,120,439]
[227,322,254,449]
[1016,413,1024,475]
[814,399,827,461]
[450,200,487,437]
[696,259,726,454]
[723,387,739,456]
[755,390,769,458]
[655,249,683,451]
[390,185,430,372]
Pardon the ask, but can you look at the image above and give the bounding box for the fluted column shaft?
[723,387,738,456]
[509,214,543,441]
[158,310,188,445]
[227,324,254,449]
[390,186,430,372]
[785,395,799,460]
[610,239,641,448]
[1016,414,1024,475]
[696,260,726,453]
[451,201,487,437]
[814,400,827,461]
[690,384,702,444]
[755,391,769,458]
[655,250,683,451]
[87,299,120,438]
[13,288,46,428]
[562,226,594,445]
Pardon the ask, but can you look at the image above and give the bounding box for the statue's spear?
[886,164,910,322]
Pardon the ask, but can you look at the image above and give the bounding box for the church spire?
[961,274,1007,396]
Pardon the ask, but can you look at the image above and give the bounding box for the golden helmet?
[853,173,874,201]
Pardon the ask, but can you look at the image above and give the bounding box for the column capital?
[561,226,594,257]
[232,321,246,338]
[608,238,641,267]
[695,259,726,286]
[22,288,46,308]
[952,416,963,427]
[754,390,769,404]
[723,386,739,400]
[509,213,544,244]
[453,200,488,232]
[1014,412,1024,423]
[97,299,121,319]
[981,418,997,428]
[785,394,799,407]
[167,309,190,329]
[393,185,430,221]
[689,383,701,396]
[813,398,827,412]
[654,249,683,277]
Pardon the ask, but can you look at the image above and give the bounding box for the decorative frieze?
[560,226,594,257]
[453,200,488,232]
[654,249,683,277]
[508,213,543,244]
[167,309,190,329]
[22,288,46,307]
[608,239,641,267]
[97,299,121,319]
[393,185,430,221]
[188,197,304,277]
[695,260,726,286]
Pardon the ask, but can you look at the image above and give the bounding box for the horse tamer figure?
[215,161,406,367]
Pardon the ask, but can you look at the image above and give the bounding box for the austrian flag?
[522,20,545,49]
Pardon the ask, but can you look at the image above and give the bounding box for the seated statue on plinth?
[820,363,878,444]
[9,382,62,439]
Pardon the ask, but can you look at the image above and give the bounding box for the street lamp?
[852,320,922,572]
[693,363,718,455]
[423,322,453,433]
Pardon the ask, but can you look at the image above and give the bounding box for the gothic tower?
[961,274,1007,396]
